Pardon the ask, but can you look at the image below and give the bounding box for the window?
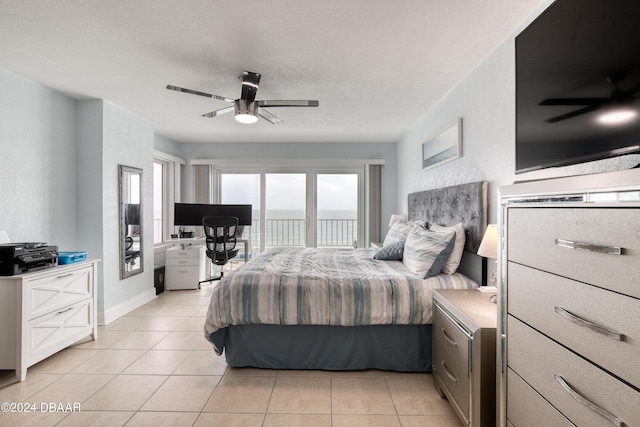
[153,151,185,246]
[217,166,366,252]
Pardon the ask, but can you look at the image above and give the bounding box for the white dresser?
[498,169,640,427]
[165,245,206,290]
[0,260,99,381]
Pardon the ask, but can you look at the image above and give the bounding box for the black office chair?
[199,216,239,287]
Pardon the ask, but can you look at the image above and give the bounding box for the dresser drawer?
[508,316,640,427]
[507,368,573,427]
[507,208,640,298]
[25,265,93,320]
[508,262,640,390]
[27,298,93,366]
[433,305,470,419]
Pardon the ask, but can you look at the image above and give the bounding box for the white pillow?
[383,220,425,246]
[430,223,466,274]
[402,226,457,278]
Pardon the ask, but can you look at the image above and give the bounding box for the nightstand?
[433,289,497,427]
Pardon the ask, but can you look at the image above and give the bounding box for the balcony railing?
[158,218,358,249]
[247,218,357,248]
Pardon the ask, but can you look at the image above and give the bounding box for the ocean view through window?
[219,169,361,253]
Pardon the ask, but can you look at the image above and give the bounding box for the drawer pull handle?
[441,361,458,383]
[555,306,625,341]
[554,239,623,255]
[57,307,74,315]
[56,273,74,279]
[441,328,458,347]
[554,374,625,427]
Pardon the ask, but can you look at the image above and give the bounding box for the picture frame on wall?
[422,118,462,170]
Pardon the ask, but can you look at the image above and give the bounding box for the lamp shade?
[477,224,498,259]
[388,214,403,227]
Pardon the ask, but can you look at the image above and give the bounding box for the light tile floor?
[0,286,463,427]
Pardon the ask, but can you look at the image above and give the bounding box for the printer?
[0,242,58,276]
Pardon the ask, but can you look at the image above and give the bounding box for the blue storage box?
[58,251,87,265]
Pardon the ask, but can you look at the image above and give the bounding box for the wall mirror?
[119,165,143,279]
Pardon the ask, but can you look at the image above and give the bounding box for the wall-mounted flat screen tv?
[515,0,640,173]
[174,203,253,226]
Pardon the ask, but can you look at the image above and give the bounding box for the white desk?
[165,237,250,263]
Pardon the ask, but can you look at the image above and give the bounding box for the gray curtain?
[193,165,211,203]
[368,164,382,245]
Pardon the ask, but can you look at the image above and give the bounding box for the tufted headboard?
[407,181,488,253]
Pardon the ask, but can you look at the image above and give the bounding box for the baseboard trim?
[98,288,157,325]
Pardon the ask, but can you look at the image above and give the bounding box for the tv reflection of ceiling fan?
[540,73,640,123]
[167,71,319,124]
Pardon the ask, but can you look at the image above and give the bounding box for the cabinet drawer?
[165,256,200,267]
[25,265,93,320]
[433,305,470,418]
[166,266,202,290]
[507,368,574,427]
[508,316,640,427]
[507,208,640,298]
[27,298,93,366]
[166,248,204,258]
[508,262,640,390]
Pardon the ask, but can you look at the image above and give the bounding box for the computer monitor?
[173,203,253,226]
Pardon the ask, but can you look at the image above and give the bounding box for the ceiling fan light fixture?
[596,108,638,125]
[234,99,259,124]
[235,112,259,124]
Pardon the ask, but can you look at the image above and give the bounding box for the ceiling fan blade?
[202,105,235,118]
[241,71,261,103]
[166,85,234,103]
[539,97,608,106]
[258,108,283,124]
[545,104,602,123]
[258,100,319,107]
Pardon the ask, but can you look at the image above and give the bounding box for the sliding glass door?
[316,173,358,248]
[219,173,260,259]
[218,167,363,253]
[265,173,306,248]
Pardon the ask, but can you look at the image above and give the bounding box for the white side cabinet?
[165,245,206,290]
[0,260,99,381]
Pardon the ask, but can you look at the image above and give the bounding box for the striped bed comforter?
[204,247,477,353]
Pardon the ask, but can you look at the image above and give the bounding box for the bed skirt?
[216,324,433,372]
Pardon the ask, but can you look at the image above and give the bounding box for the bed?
[204,181,488,372]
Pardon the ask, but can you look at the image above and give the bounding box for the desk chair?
[199,216,239,287]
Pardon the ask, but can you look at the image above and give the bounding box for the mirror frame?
[119,164,144,279]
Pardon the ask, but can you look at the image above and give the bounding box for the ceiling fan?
[539,73,639,124]
[167,71,319,124]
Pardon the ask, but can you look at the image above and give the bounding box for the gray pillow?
[402,226,457,278]
[373,240,405,260]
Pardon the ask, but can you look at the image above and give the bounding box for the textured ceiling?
[0,0,546,144]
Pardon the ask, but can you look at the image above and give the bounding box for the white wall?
[0,68,78,248]
[397,1,640,223]
[101,102,155,313]
[77,100,156,318]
